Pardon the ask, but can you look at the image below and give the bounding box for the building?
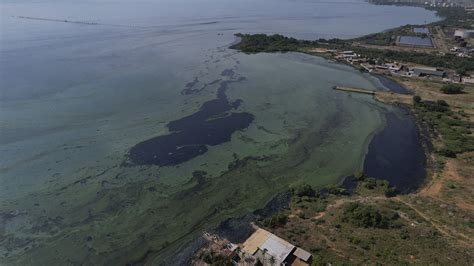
[412,67,445,78]
[454,29,474,39]
[242,228,312,266]
[463,77,474,84]
[385,63,403,72]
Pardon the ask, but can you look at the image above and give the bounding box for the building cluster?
[425,1,457,7]
[452,29,474,57]
[420,0,473,8]
[328,48,472,84]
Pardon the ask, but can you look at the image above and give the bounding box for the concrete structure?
[293,248,312,265]
[463,77,474,84]
[412,67,445,78]
[454,29,474,39]
[241,228,312,266]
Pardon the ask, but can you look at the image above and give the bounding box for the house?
[412,67,445,78]
[241,228,312,266]
[336,51,358,60]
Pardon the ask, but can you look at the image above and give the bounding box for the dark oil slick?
[128,70,253,166]
[363,110,426,193]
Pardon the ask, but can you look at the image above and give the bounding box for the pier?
[333,86,376,95]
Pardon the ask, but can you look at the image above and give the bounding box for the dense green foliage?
[291,183,316,197]
[231,33,347,54]
[440,84,464,94]
[199,250,232,266]
[342,202,400,229]
[356,172,398,197]
[231,33,305,53]
[415,97,474,157]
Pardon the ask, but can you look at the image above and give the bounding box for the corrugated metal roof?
[242,229,271,255]
[293,247,312,262]
[260,234,295,262]
[413,68,444,77]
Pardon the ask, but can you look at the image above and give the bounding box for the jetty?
[333,86,376,95]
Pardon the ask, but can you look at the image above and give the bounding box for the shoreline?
[188,3,474,264]
[164,3,471,263]
[171,48,432,266]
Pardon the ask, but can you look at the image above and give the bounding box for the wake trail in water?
[14,16,220,29]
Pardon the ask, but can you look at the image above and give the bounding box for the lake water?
[0,0,438,264]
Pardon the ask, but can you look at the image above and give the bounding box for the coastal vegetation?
[198,250,233,266]
[226,5,474,263]
[230,33,316,53]
[414,96,474,157]
[259,183,473,265]
[231,34,474,74]
[222,3,474,265]
[355,172,398,197]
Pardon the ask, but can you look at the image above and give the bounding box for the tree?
[436,100,449,107]
[440,84,464,94]
[244,256,255,266]
[384,186,397,198]
[291,183,315,197]
[456,67,467,76]
[261,248,268,266]
[269,256,276,265]
[413,95,422,105]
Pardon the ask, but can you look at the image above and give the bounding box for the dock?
[333,86,376,95]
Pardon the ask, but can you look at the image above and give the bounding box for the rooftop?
[242,228,271,255]
[293,247,312,262]
[259,234,295,263]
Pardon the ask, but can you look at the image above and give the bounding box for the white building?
[454,29,474,39]
[242,228,312,266]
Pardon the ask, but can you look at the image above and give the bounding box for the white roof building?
[454,29,474,39]
[259,234,295,264]
[241,228,312,266]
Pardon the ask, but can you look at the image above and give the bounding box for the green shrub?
[384,186,398,198]
[440,84,464,94]
[342,202,399,229]
[413,95,422,105]
[291,183,315,197]
[363,177,377,189]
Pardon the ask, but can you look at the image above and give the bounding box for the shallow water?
[0,0,438,264]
